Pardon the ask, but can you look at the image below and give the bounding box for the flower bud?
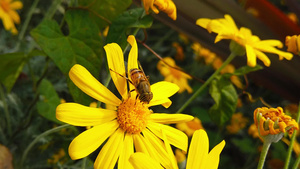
[285,35,300,55]
[254,107,299,143]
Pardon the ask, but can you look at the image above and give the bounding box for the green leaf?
[209,76,238,125]
[79,0,132,29]
[106,8,153,50]
[36,79,62,124]
[31,10,102,105]
[0,52,27,91]
[191,107,211,123]
[31,10,102,76]
[231,138,256,154]
[231,65,263,76]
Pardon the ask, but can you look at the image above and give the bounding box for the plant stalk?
[176,52,237,114]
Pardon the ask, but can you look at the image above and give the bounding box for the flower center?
[117,97,151,134]
[0,1,10,12]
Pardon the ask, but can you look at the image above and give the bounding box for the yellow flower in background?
[47,148,67,165]
[172,42,185,61]
[192,42,216,64]
[157,57,193,93]
[285,35,300,55]
[176,117,203,137]
[129,129,225,169]
[142,0,177,20]
[196,14,293,67]
[56,35,193,169]
[175,149,186,164]
[0,0,22,34]
[254,107,298,138]
[248,123,260,140]
[287,13,298,24]
[226,113,248,134]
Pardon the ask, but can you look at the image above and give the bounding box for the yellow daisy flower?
[196,14,293,67]
[129,129,225,169]
[157,57,193,93]
[0,0,22,34]
[226,112,248,134]
[142,0,177,20]
[56,35,193,169]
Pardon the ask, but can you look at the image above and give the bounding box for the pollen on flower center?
[117,97,151,134]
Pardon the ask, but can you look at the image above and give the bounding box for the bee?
[109,65,153,104]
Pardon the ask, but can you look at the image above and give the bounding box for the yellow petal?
[205,140,226,169]
[118,134,134,169]
[94,128,124,169]
[254,50,271,67]
[256,39,283,48]
[196,18,211,29]
[142,129,172,168]
[147,122,188,151]
[186,129,209,169]
[224,14,239,31]
[129,152,164,169]
[149,98,172,108]
[127,35,139,91]
[10,1,23,10]
[0,10,16,33]
[68,120,119,160]
[142,0,154,14]
[161,129,179,169]
[133,134,151,155]
[56,103,117,126]
[245,45,257,67]
[8,10,20,24]
[150,113,194,124]
[149,81,179,106]
[104,43,127,99]
[69,64,121,106]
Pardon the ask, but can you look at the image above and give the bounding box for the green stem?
[81,157,87,169]
[20,124,71,167]
[17,0,40,44]
[176,52,237,114]
[43,0,62,20]
[0,85,11,136]
[257,141,271,169]
[284,102,300,169]
[291,102,300,169]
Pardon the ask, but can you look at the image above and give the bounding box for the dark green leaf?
[31,10,102,76]
[231,65,263,76]
[231,138,256,154]
[31,10,102,105]
[191,107,211,123]
[209,76,238,125]
[79,0,132,29]
[0,52,26,91]
[106,8,153,50]
[36,79,62,124]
